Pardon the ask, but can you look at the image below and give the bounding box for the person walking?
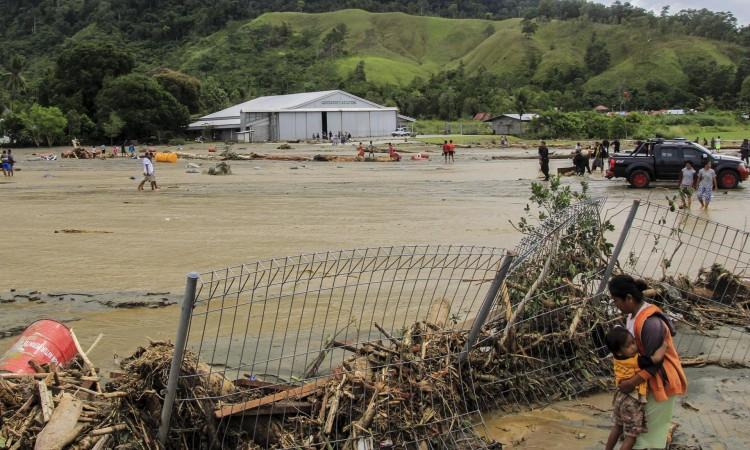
[442,140,450,164]
[6,150,14,176]
[696,160,717,209]
[447,139,455,163]
[138,152,158,191]
[740,139,749,165]
[538,140,550,181]
[608,275,687,450]
[367,141,376,159]
[678,161,697,209]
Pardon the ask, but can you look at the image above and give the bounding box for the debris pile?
[207,162,232,176]
[648,264,750,328]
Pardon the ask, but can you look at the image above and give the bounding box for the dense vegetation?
[0,1,748,145]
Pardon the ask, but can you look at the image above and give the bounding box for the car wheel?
[628,170,650,188]
[718,170,739,189]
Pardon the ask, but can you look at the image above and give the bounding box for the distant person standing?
[6,150,14,176]
[138,152,158,191]
[442,140,450,164]
[613,139,621,153]
[128,143,136,158]
[120,141,127,157]
[696,160,717,209]
[710,137,716,150]
[678,161,697,209]
[367,141,376,159]
[702,137,708,147]
[741,139,749,165]
[538,141,550,181]
[591,142,604,172]
[1,150,8,176]
[447,139,456,163]
[715,136,721,152]
[356,142,365,161]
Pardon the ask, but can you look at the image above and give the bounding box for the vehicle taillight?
[609,158,615,170]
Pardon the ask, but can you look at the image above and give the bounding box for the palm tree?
[1,55,28,108]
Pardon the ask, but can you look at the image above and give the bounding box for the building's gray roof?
[485,113,539,122]
[190,90,396,130]
[203,90,339,119]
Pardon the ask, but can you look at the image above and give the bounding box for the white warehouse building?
[188,90,405,142]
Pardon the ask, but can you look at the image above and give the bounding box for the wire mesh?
[174,245,509,448]
[616,201,750,367]
[159,198,750,449]
[472,197,615,412]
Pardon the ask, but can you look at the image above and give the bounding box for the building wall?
[488,118,524,136]
[276,110,397,140]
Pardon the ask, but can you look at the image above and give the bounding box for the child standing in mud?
[605,327,668,450]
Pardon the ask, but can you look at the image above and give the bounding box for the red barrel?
[0,320,78,374]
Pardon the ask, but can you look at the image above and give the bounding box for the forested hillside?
[1,1,748,145]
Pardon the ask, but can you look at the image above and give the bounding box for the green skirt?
[634,394,676,449]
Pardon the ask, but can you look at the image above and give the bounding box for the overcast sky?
[594,1,749,25]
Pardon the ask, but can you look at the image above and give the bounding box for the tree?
[199,77,230,114]
[521,18,538,38]
[51,40,135,117]
[22,104,68,147]
[96,74,189,140]
[740,76,750,105]
[584,34,611,75]
[1,55,27,107]
[154,69,202,113]
[102,112,125,144]
[321,24,348,57]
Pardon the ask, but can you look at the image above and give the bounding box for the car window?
[658,146,681,162]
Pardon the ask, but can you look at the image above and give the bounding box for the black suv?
[606,138,749,188]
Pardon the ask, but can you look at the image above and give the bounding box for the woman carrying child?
[606,275,687,450]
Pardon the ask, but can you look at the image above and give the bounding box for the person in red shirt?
[447,140,456,163]
[356,142,365,161]
[388,143,401,161]
[442,140,450,163]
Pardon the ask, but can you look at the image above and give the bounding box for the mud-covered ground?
[2,141,749,448]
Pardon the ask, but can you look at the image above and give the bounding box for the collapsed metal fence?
[615,201,750,366]
[157,198,750,448]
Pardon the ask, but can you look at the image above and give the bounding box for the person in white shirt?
[677,161,697,209]
[137,152,158,191]
[696,160,717,209]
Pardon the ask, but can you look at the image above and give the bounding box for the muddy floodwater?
[2,143,749,448]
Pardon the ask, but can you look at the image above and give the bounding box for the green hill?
[173,9,742,94]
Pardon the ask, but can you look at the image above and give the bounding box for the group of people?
[678,160,717,209]
[573,140,620,175]
[137,151,159,191]
[1,150,15,176]
[538,139,622,180]
[354,142,401,161]
[697,136,722,151]
[314,131,352,145]
[441,140,456,163]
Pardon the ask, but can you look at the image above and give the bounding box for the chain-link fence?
[616,201,750,367]
[156,198,750,449]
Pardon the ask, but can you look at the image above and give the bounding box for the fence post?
[460,253,515,362]
[158,272,199,445]
[596,200,640,296]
